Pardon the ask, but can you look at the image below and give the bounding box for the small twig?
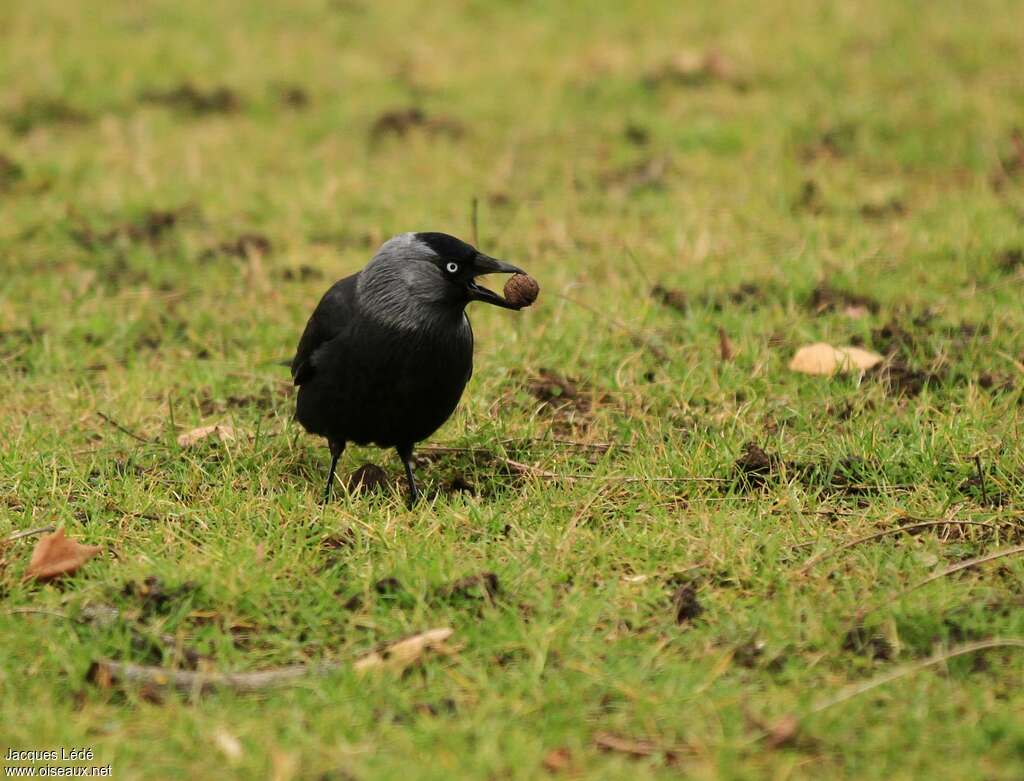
[3,525,56,544]
[855,544,1024,622]
[796,520,1006,575]
[557,485,611,558]
[96,411,153,446]
[89,659,331,694]
[807,638,1024,715]
[752,639,1024,748]
[974,454,989,506]
[88,628,454,695]
[5,607,69,619]
[905,545,1024,595]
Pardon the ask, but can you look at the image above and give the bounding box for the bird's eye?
[445,262,459,274]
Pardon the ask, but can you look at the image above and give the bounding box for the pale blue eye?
[446,262,459,273]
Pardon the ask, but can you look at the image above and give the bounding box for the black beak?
[467,253,525,309]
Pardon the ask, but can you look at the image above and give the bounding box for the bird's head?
[359,233,526,324]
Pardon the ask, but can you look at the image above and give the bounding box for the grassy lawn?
[2,0,1024,778]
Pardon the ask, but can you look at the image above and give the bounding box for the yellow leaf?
[177,425,237,447]
[789,343,883,375]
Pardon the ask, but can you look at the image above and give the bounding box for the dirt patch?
[651,284,689,313]
[370,107,464,141]
[0,155,25,190]
[798,123,857,162]
[996,247,1023,274]
[841,625,893,661]
[528,368,589,413]
[439,473,477,497]
[524,369,612,435]
[793,179,825,214]
[807,284,879,317]
[733,442,782,490]
[4,97,91,135]
[273,83,309,109]
[196,384,291,416]
[624,122,650,146]
[122,576,199,618]
[139,83,242,115]
[275,264,323,282]
[731,444,908,497]
[860,197,906,220]
[643,49,745,90]
[652,282,767,314]
[71,206,194,250]
[990,129,1024,190]
[201,233,272,260]
[321,529,356,551]
[670,583,704,624]
[434,572,499,603]
[865,359,941,397]
[600,156,671,194]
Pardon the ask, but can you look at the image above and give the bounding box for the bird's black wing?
[290,274,358,386]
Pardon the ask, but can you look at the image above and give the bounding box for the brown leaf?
[353,627,454,674]
[24,528,102,581]
[176,424,237,447]
[542,747,573,773]
[764,714,800,749]
[788,343,883,375]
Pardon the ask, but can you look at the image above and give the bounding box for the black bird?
[290,232,526,505]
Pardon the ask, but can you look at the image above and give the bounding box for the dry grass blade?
[756,639,1024,747]
[808,638,1024,714]
[855,544,1024,621]
[905,545,1024,594]
[796,520,1006,575]
[3,525,56,544]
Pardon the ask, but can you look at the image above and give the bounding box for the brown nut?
[503,273,539,308]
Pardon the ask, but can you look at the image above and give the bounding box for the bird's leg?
[396,444,420,508]
[323,439,345,503]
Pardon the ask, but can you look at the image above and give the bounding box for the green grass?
[2,0,1024,778]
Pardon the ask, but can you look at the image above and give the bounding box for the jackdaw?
[290,231,527,505]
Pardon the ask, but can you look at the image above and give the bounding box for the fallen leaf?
[788,343,883,375]
[177,424,237,447]
[542,747,573,773]
[764,714,800,749]
[213,728,243,763]
[24,528,102,581]
[353,627,454,674]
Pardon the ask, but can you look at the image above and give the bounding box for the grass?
[2,0,1024,778]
